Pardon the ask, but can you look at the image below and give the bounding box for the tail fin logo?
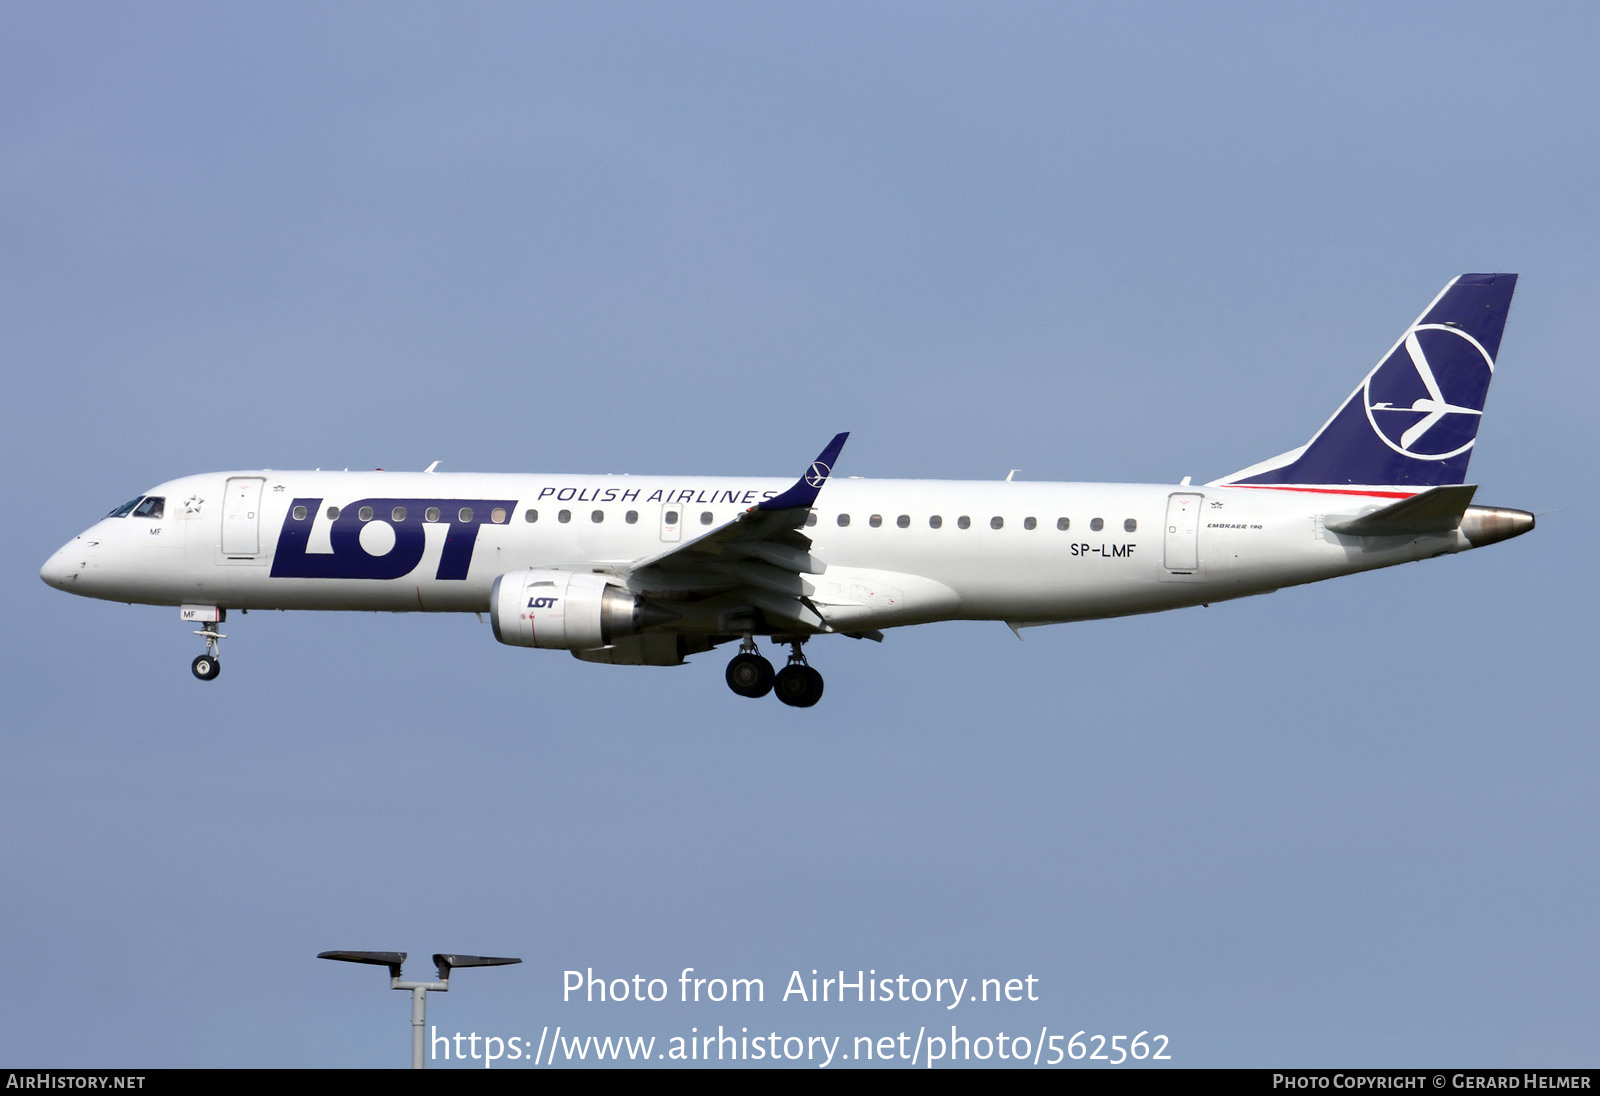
[805,461,832,488]
[1363,323,1494,461]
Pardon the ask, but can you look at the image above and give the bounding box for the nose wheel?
[191,619,225,682]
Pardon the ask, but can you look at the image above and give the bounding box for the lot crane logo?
[805,461,831,488]
[1363,323,1493,462]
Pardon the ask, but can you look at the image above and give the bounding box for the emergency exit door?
[659,503,683,542]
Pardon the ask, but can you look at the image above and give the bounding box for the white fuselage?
[41,469,1474,634]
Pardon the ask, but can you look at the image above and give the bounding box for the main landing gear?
[725,637,824,708]
[725,637,775,698]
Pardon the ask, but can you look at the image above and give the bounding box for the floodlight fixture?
[319,949,522,1068]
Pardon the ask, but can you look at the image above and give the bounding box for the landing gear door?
[221,476,266,557]
[1163,492,1203,575]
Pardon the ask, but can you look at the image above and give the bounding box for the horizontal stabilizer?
[1323,484,1477,537]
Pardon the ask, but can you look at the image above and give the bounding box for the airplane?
[40,274,1533,708]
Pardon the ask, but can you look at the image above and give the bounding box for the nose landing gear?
[187,609,226,681]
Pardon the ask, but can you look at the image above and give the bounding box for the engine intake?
[490,570,677,650]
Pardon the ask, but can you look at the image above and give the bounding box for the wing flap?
[740,588,827,630]
[708,560,815,596]
[745,540,826,574]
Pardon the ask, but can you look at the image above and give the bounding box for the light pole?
[318,950,522,1068]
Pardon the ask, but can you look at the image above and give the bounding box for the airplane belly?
[203,574,494,613]
[1200,504,1464,593]
[806,567,961,629]
[893,539,1191,623]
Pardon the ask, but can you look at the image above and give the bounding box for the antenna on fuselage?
[425,461,441,473]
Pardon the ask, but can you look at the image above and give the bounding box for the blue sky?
[4,2,1595,1068]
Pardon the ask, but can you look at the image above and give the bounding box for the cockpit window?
[107,497,143,518]
[132,497,165,519]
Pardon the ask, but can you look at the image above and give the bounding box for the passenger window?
[1024,516,1037,530]
[425,507,440,522]
[133,497,165,519]
[358,506,374,522]
[392,506,407,522]
[957,516,971,529]
[459,507,474,523]
[990,516,1003,530]
[1056,517,1069,531]
[592,510,604,523]
[869,514,883,528]
[837,514,851,527]
[1090,517,1104,532]
[525,509,538,523]
[328,506,341,520]
[700,511,714,525]
[806,514,818,527]
[897,515,910,528]
[292,505,307,521]
[1124,518,1137,532]
[108,497,143,518]
[929,515,942,529]
[558,510,571,523]
[625,510,638,524]
[665,510,679,525]
[492,508,507,524]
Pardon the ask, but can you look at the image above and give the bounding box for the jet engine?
[490,570,677,650]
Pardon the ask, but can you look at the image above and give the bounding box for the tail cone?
[1459,506,1535,547]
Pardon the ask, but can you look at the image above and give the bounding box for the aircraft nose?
[40,540,85,590]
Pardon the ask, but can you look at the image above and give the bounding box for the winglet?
[756,432,849,512]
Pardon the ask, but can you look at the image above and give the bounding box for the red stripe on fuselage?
[1224,485,1418,499]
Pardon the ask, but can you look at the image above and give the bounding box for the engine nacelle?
[572,633,717,666]
[490,570,675,650]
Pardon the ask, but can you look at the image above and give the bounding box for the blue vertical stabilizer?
[1213,274,1517,490]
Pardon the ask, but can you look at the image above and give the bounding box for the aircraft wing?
[621,432,848,632]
